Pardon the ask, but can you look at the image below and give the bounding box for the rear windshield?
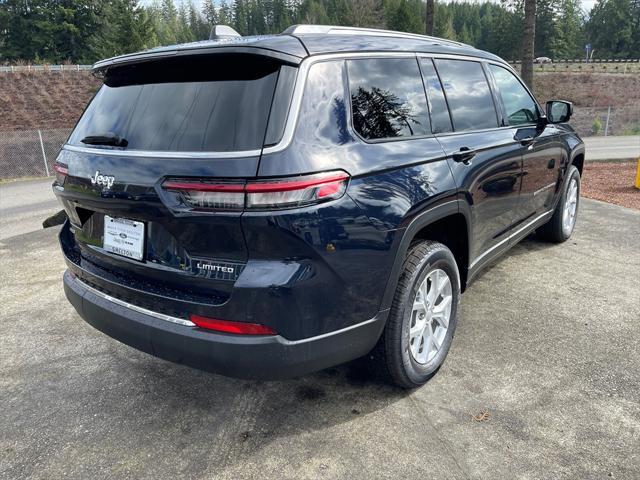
[68,54,289,152]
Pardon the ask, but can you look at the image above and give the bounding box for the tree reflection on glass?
[351,86,422,140]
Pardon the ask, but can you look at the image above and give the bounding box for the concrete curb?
[585,157,638,163]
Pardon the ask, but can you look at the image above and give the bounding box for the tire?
[371,241,461,388]
[537,165,580,243]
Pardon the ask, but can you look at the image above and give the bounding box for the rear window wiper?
[81,133,128,148]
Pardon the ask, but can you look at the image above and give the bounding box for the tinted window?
[419,58,453,134]
[296,61,351,147]
[433,59,498,132]
[347,58,430,140]
[68,55,283,152]
[264,65,298,146]
[489,64,539,126]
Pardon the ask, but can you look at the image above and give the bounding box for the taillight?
[245,171,349,209]
[53,163,68,184]
[162,180,245,211]
[161,171,349,211]
[190,315,277,335]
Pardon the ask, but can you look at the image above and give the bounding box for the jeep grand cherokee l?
[53,25,585,388]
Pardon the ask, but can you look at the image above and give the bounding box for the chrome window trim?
[485,62,544,126]
[345,56,437,144]
[469,209,554,269]
[75,276,196,327]
[62,144,261,159]
[264,51,513,154]
[263,51,418,155]
[68,51,517,160]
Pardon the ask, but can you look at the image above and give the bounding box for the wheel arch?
[571,151,585,176]
[568,139,585,176]
[380,200,471,311]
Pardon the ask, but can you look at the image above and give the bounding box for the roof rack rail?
[282,25,469,48]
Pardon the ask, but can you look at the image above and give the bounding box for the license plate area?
[103,215,145,261]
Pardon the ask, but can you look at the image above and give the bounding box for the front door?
[486,64,563,224]
[425,57,523,267]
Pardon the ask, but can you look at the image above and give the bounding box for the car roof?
[92,25,505,73]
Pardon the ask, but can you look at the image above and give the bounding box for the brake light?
[161,171,349,211]
[190,315,276,335]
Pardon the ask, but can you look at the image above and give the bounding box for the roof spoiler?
[209,25,242,40]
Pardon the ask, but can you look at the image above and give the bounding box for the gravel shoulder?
[582,161,640,210]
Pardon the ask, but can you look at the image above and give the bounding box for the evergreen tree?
[587,0,635,58]
[2,0,636,64]
[90,1,155,60]
[551,0,583,59]
[189,2,210,40]
[385,0,422,33]
[218,1,233,25]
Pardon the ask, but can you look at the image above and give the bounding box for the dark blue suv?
[54,25,585,388]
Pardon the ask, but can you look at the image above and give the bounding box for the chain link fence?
[0,65,92,73]
[571,106,640,137]
[0,128,71,180]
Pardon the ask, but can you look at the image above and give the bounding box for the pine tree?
[90,1,156,60]
[587,0,634,58]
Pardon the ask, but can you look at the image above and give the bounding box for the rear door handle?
[452,147,476,164]
[547,158,556,169]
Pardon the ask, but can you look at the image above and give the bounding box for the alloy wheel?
[409,268,453,364]
[562,178,578,235]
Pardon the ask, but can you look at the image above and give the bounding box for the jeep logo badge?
[90,170,115,189]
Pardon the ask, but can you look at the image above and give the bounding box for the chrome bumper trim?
[74,277,196,327]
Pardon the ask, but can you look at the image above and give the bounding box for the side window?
[418,58,453,134]
[489,64,539,126]
[296,60,350,146]
[347,58,430,140]
[433,59,498,132]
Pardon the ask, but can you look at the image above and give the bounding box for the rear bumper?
[64,270,388,380]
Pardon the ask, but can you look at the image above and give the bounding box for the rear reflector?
[190,315,277,335]
[162,171,349,211]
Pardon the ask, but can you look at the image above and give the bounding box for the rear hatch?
[54,52,298,309]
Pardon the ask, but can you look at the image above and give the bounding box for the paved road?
[584,135,640,161]
[1,198,639,480]
[0,178,58,241]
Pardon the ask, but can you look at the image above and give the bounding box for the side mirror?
[546,100,573,124]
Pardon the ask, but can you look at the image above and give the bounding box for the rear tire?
[371,241,460,389]
[537,165,580,243]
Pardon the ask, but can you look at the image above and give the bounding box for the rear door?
[423,57,523,267]
[54,53,295,302]
[487,64,564,221]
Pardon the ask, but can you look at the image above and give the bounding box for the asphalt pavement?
[0,178,59,241]
[1,198,639,479]
[583,135,640,161]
